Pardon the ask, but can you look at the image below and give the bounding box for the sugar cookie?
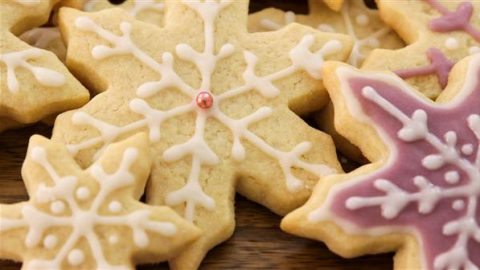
[52,1,353,268]
[0,133,201,269]
[1,0,89,132]
[363,0,480,99]
[282,55,480,270]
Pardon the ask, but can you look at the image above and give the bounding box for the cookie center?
[195,91,213,109]
[74,210,96,234]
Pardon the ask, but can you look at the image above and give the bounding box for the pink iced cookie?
[283,54,480,270]
[363,0,480,99]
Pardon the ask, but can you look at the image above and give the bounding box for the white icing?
[19,27,60,49]
[444,171,460,184]
[257,2,391,67]
[444,37,459,50]
[68,249,85,266]
[355,14,369,26]
[76,186,90,200]
[309,59,480,270]
[340,2,389,66]
[43,234,58,249]
[0,48,65,93]
[317,24,336,33]
[0,145,178,269]
[71,1,340,221]
[462,144,474,155]
[108,200,122,213]
[260,10,296,31]
[50,201,65,214]
[452,199,465,211]
[469,46,480,55]
[14,0,40,6]
[108,234,119,245]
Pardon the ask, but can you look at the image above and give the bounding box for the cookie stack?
[0,0,479,269]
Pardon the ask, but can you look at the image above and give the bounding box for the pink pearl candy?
[195,91,214,109]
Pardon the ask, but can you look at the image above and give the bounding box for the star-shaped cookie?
[248,0,404,67]
[20,0,164,67]
[362,0,480,99]
[0,133,200,269]
[52,0,353,268]
[0,0,89,132]
[282,54,480,270]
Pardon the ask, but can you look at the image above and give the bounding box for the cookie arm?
[147,162,236,270]
[0,202,29,263]
[244,23,353,116]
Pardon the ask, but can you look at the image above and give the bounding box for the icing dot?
[50,201,65,214]
[452,200,465,211]
[469,46,480,55]
[195,91,214,109]
[317,24,335,32]
[444,171,460,184]
[461,144,474,155]
[68,249,85,266]
[43,234,58,249]
[444,38,459,50]
[108,234,119,245]
[355,14,369,26]
[108,201,122,213]
[76,187,90,200]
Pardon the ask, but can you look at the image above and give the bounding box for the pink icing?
[328,67,480,269]
[426,0,480,42]
[395,48,454,89]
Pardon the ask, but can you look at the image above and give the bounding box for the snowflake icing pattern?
[0,135,198,269]
[257,0,394,66]
[59,0,347,222]
[309,56,480,270]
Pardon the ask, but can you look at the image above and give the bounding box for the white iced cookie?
[0,133,200,269]
[52,0,353,268]
[0,0,89,132]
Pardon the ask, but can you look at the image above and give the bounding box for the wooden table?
[1,0,394,269]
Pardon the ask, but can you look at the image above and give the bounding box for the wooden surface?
[1,0,394,269]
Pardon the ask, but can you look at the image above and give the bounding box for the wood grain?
[1,0,394,269]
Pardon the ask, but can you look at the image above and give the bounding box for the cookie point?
[196,91,214,109]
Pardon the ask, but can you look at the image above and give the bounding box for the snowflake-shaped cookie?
[248,0,404,67]
[0,0,89,132]
[282,55,480,270]
[52,1,352,268]
[362,0,480,99]
[0,133,200,269]
[20,0,164,68]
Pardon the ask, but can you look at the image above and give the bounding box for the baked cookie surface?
[0,0,89,132]
[282,55,480,270]
[52,0,354,268]
[248,0,404,67]
[363,0,480,99]
[0,134,200,270]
